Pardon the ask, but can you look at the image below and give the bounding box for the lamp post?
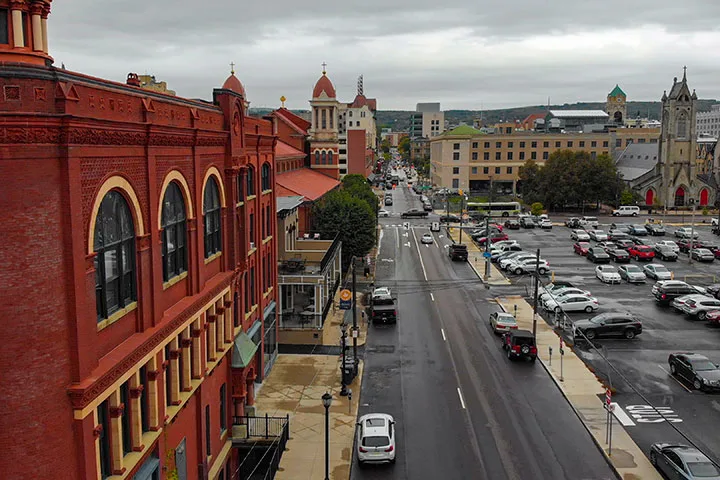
[340,323,349,396]
[322,392,333,480]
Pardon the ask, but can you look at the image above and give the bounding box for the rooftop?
[277,196,304,213]
[615,143,658,181]
[444,125,483,136]
[276,168,340,201]
[549,110,610,118]
[609,85,626,98]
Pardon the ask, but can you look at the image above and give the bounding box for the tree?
[398,136,411,156]
[620,188,637,205]
[380,138,391,154]
[341,174,378,216]
[531,202,544,216]
[518,160,541,203]
[312,190,376,269]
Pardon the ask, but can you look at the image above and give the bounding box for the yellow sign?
[340,289,352,301]
[458,189,463,195]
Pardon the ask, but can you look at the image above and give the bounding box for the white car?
[671,294,710,312]
[595,265,621,284]
[644,263,673,280]
[373,287,391,297]
[357,413,396,465]
[539,219,553,229]
[540,287,592,306]
[571,229,591,241]
[500,253,536,270]
[589,229,608,242]
[378,209,390,217]
[545,294,599,313]
[654,240,679,253]
[674,227,699,239]
[493,240,520,249]
[489,311,518,334]
[508,258,550,275]
[421,233,433,244]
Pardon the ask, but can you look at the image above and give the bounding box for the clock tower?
[606,84,627,125]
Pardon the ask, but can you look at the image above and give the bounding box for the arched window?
[203,177,222,258]
[314,151,320,164]
[321,151,327,164]
[161,182,187,282]
[94,191,136,321]
[246,165,255,196]
[328,151,334,164]
[261,163,271,191]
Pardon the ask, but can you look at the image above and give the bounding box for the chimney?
[126,73,141,87]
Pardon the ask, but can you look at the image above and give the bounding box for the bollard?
[548,346,553,367]
[513,304,518,318]
[348,389,353,414]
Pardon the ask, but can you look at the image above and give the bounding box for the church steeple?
[0,0,54,66]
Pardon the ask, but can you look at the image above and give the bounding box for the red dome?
[222,73,246,96]
[312,73,336,99]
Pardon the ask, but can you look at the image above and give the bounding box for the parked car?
[573,312,642,340]
[370,295,397,324]
[589,229,608,241]
[671,294,709,313]
[682,297,720,320]
[378,209,390,217]
[421,233,434,244]
[422,202,433,212]
[539,219,553,229]
[501,330,537,362]
[540,287,592,306]
[579,216,599,229]
[596,265,622,284]
[652,280,702,305]
[628,224,648,236]
[499,252,536,270]
[597,241,618,251]
[618,264,646,283]
[573,241,591,256]
[677,239,702,253]
[645,224,666,236]
[612,205,641,217]
[608,248,631,263]
[474,233,509,246]
[629,236,650,245]
[691,248,715,262]
[608,230,630,241]
[610,223,633,233]
[490,244,522,259]
[587,247,611,263]
[545,294,599,313]
[519,216,536,229]
[650,442,720,478]
[674,227,699,239]
[439,214,461,223]
[628,244,655,261]
[655,240,680,252]
[697,242,720,259]
[644,263,672,281]
[489,311,519,334]
[706,310,720,325]
[668,353,720,392]
[565,217,582,228]
[539,281,576,297]
[509,258,550,275]
[570,229,590,241]
[356,413,396,465]
[504,219,520,230]
[654,245,679,261]
[614,238,635,250]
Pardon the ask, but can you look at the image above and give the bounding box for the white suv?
[357,413,396,465]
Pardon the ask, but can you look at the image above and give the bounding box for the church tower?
[309,63,341,179]
[658,68,698,207]
[0,0,54,66]
[606,84,627,125]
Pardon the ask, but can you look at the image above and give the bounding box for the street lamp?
[340,323,349,396]
[322,392,333,480]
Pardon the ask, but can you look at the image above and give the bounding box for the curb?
[496,301,622,480]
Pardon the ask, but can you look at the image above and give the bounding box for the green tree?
[380,138,391,154]
[341,174,378,216]
[531,202,544,216]
[518,159,541,203]
[312,190,376,269]
[398,136,411,156]
[620,188,637,205]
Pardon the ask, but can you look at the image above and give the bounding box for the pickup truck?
[448,243,469,261]
[401,209,429,219]
[370,294,397,324]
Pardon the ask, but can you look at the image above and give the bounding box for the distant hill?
[250,99,718,132]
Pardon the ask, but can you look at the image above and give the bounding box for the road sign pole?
[484,216,491,279]
[352,258,358,374]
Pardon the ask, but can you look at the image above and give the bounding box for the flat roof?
[549,110,610,118]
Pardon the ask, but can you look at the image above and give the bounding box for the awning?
[263,300,277,319]
[232,332,259,368]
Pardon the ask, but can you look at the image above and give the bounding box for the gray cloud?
[48,1,720,110]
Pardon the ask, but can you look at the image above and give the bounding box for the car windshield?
[652,266,668,272]
[362,435,390,447]
[590,316,606,324]
[687,461,720,476]
[690,359,718,371]
[497,314,516,324]
[625,265,642,272]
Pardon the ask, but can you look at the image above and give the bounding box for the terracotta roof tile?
[274,108,311,133]
[276,140,306,159]
[276,168,340,201]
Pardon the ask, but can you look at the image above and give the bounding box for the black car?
[501,329,537,362]
[629,236,650,245]
[573,312,643,340]
[504,219,521,230]
[668,353,720,391]
[652,281,704,306]
[587,247,611,263]
[608,230,630,242]
[401,209,429,219]
[448,243,468,261]
[439,214,461,223]
[705,284,720,299]
[608,248,630,263]
[654,245,678,261]
[519,216,536,229]
[645,224,666,236]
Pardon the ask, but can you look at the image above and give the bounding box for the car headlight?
[702,377,708,384]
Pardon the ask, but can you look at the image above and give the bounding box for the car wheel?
[554,306,561,313]
[632,212,638,217]
[585,306,593,313]
[390,457,396,465]
[650,451,657,466]
[514,268,522,275]
[699,311,708,320]
[502,212,509,217]
[693,378,703,391]
[585,329,596,340]
[670,362,677,375]
[539,267,547,275]
[624,329,636,339]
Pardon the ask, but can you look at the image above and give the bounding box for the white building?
[696,104,720,138]
[410,102,445,139]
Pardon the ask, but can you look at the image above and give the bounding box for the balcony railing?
[233,413,290,440]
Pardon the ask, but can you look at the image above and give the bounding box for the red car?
[476,233,509,245]
[627,244,655,261]
[573,241,591,256]
[707,310,720,325]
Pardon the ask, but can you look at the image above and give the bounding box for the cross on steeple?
[322,62,327,75]
[230,62,236,75]
[683,65,687,81]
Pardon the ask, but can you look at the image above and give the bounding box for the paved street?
[351,183,615,480]
[504,222,720,467]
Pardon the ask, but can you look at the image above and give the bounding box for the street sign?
[339,289,352,310]
[605,388,612,407]
[483,252,492,258]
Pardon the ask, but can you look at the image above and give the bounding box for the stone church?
[623,70,718,208]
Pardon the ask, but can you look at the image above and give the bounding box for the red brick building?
[0,4,279,479]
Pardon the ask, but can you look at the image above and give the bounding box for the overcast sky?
[50,1,720,111]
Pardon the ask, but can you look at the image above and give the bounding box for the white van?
[612,205,640,217]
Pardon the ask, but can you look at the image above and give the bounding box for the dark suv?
[448,243,468,262]
[501,330,537,362]
[652,281,705,306]
[572,312,643,340]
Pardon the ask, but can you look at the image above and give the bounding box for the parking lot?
[497,219,720,465]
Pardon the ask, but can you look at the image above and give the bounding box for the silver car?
[650,443,720,479]
[618,264,646,283]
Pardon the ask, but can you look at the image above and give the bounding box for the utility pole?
[459,190,464,245]
[351,258,358,374]
[484,215,491,279]
[532,248,540,338]
[689,201,696,265]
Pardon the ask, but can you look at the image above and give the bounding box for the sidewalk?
[321,292,368,348]
[495,296,661,480]
[447,227,510,285]
[254,354,363,480]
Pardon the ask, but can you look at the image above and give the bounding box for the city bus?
[466,201,521,217]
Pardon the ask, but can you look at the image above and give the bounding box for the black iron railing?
[233,413,290,440]
[319,234,341,273]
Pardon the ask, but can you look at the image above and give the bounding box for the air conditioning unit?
[250,242,255,250]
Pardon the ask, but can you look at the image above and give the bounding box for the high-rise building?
[409,102,444,139]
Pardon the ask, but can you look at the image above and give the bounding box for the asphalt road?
[504,224,720,467]
[351,183,616,480]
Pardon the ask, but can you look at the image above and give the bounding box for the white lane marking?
[395,227,399,249]
[658,364,692,393]
[626,405,683,423]
[430,292,435,301]
[411,228,429,281]
[610,403,636,426]
[441,328,447,341]
[457,387,466,409]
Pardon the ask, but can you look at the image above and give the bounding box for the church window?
[321,151,327,164]
[314,151,320,164]
[677,114,688,139]
[315,109,319,128]
[328,151,334,164]
[321,109,327,129]
[0,9,9,45]
[161,182,187,282]
[203,177,222,258]
[329,109,334,129]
